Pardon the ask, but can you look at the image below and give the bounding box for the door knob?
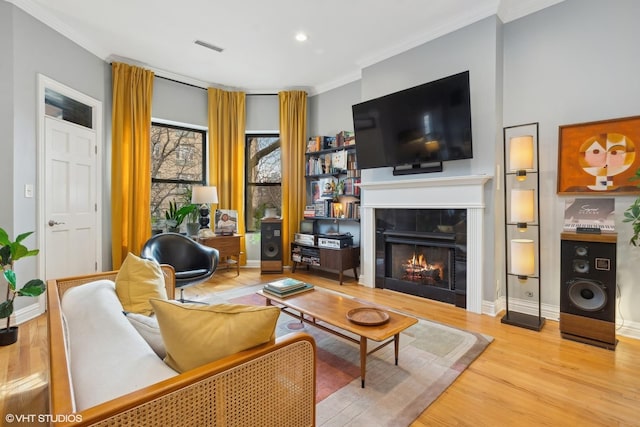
[48,220,65,227]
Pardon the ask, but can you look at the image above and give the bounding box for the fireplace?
[358,175,492,314]
[375,210,467,307]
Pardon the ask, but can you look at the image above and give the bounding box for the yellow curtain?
[207,87,247,264]
[111,62,154,269]
[279,91,307,266]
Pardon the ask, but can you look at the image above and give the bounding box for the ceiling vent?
[194,40,224,53]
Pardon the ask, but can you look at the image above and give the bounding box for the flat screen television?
[352,71,472,172]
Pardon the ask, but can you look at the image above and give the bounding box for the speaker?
[560,232,617,349]
[261,218,283,273]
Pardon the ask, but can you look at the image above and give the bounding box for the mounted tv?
[352,71,472,174]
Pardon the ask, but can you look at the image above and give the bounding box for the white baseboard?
[483,296,640,340]
[9,294,46,326]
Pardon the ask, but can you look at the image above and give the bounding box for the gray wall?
[308,81,361,136]
[152,77,208,127]
[0,1,14,232]
[503,0,640,326]
[4,4,108,311]
[152,79,279,133]
[246,94,279,132]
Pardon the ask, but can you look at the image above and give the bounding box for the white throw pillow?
[124,312,166,359]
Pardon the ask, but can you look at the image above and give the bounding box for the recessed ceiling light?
[295,32,308,42]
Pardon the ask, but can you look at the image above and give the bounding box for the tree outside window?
[245,134,281,232]
[151,122,205,230]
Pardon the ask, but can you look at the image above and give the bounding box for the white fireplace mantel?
[358,174,493,314]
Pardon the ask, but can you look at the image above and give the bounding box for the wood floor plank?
[2,267,639,426]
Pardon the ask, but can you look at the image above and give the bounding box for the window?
[245,134,281,232]
[150,122,206,223]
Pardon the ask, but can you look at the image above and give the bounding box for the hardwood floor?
[2,267,639,426]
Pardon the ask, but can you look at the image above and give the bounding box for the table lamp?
[191,185,218,229]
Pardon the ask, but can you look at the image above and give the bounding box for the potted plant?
[182,187,201,237]
[0,228,46,346]
[164,200,198,233]
[623,168,640,246]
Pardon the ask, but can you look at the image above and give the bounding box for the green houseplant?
[623,168,640,246]
[164,200,198,233]
[0,228,46,346]
[182,187,201,236]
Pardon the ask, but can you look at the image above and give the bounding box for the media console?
[291,242,359,285]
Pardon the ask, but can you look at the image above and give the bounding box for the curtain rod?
[155,75,277,96]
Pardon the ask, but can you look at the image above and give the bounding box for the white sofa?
[47,268,316,427]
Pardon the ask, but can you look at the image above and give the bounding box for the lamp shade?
[191,186,218,204]
[509,135,534,171]
[510,189,535,223]
[510,239,535,277]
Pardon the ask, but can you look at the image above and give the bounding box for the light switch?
[25,184,34,198]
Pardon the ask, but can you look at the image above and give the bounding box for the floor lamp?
[501,122,545,331]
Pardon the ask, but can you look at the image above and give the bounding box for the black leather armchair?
[141,232,219,303]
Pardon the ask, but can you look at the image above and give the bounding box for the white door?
[44,117,98,279]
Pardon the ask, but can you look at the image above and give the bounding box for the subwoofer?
[261,218,283,273]
[560,232,617,349]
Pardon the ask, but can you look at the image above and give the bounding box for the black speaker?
[261,219,283,273]
[560,232,617,349]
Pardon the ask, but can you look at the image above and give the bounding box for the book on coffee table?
[263,283,314,298]
[265,278,306,292]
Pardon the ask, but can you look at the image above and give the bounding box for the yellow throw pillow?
[115,253,167,316]
[149,299,280,372]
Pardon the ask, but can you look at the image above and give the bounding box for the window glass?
[245,135,281,231]
[45,88,93,129]
[151,123,205,225]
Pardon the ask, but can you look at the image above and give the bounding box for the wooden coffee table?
[258,287,418,388]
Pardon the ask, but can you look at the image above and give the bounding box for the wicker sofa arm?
[47,270,316,427]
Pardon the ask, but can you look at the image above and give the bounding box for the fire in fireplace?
[394,245,451,288]
[374,208,467,308]
[403,252,443,283]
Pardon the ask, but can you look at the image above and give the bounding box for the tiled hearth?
[358,175,492,314]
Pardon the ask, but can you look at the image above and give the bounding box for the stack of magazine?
[263,278,314,297]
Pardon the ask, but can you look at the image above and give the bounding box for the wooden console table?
[291,243,359,285]
[199,234,242,275]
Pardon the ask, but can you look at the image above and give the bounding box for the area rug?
[203,285,493,427]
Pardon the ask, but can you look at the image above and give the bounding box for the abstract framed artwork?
[557,115,640,195]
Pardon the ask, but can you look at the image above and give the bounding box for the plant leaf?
[14,231,34,244]
[0,228,9,246]
[17,279,46,297]
[3,269,16,290]
[0,300,13,319]
[0,246,10,266]
[11,243,31,262]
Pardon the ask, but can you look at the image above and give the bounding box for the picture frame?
[557,115,640,195]
[214,209,238,235]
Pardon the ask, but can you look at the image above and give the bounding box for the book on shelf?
[304,205,316,218]
[263,283,314,298]
[307,136,321,153]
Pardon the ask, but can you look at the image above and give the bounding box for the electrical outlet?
[525,291,534,297]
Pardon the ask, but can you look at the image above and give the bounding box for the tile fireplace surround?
[359,175,493,314]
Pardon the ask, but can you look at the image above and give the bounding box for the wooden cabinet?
[291,242,359,285]
[198,234,241,275]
